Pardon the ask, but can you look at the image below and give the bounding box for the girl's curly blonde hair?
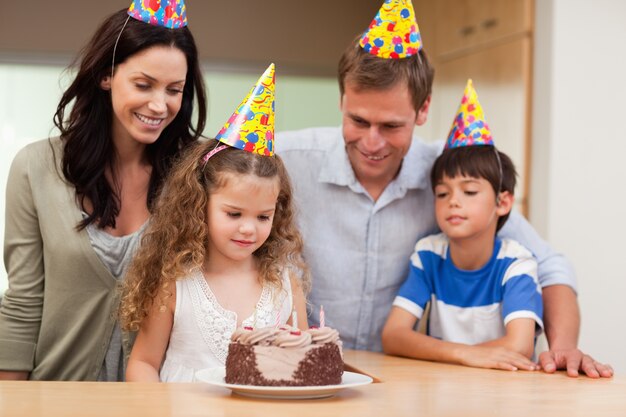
[120,139,309,331]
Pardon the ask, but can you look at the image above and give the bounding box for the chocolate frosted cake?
[225,326,344,386]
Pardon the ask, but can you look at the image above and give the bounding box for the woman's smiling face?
[102,45,187,149]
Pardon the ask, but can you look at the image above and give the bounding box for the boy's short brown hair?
[430,146,517,232]
[338,35,435,114]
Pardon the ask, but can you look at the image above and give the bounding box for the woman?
[0,3,207,380]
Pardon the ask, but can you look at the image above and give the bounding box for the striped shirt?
[394,234,543,344]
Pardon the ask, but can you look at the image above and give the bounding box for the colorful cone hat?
[445,79,494,149]
[359,0,422,59]
[128,0,187,29]
[215,64,275,156]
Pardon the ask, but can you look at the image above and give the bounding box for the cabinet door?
[475,0,533,46]
[429,37,532,214]
[436,0,533,57]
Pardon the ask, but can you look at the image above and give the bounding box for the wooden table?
[0,350,624,417]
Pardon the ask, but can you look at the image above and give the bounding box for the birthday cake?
[224,326,344,386]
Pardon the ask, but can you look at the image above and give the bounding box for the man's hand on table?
[539,348,613,378]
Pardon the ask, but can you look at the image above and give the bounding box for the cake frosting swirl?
[224,325,344,386]
[307,326,341,345]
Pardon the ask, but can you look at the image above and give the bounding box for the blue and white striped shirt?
[394,234,543,344]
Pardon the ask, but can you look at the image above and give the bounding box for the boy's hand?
[458,345,539,371]
[539,349,613,378]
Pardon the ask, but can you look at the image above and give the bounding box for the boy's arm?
[477,318,536,359]
[382,306,537,371]
[498,213,577,343]
[126,288,176,382]
[476,249,541,359]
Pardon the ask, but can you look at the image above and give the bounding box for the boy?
[382,80,543,371]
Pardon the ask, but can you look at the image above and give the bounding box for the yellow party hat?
[445,79,494,149]
[215,64,275,156]
[359,0,422,59]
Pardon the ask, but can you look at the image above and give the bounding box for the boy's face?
[340,80,430,191]
[434,174,512,242]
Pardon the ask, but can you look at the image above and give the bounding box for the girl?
[121,139,310,382]
[0,3,206,381]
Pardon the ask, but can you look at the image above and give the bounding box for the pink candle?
[275,309,281,328]
[320,305,325,328]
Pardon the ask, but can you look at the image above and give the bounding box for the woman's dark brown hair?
[54,8,207,229]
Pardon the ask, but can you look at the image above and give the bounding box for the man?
[276,0,611,378]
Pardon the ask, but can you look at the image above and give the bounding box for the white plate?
[195,367,373,400]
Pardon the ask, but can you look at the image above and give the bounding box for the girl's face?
[101,45,187,150]
[206,173,280,264]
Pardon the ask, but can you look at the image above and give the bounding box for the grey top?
[85,216,147,381]
[276,126,576,352]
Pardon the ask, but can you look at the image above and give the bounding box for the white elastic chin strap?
[111,15,131,80]
[494,146,503,205]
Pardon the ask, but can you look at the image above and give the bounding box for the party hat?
[359,0,422,59]
[215,64,275,156]
[445,79,493,149]
[127,0,187,29]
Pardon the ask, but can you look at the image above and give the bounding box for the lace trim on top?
[188,269,289,364]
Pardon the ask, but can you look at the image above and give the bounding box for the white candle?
[291,310,298,330]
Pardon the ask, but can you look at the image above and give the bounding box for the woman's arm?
[125,287,176,382]
[0,146,45,379]
[382,307,537,371]
[0,371,29,380]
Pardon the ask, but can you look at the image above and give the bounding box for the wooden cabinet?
[435,0,533,57]
[416,0,534,216]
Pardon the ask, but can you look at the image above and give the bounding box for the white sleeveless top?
[159,268,293,382]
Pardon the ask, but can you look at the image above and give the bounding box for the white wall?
[531,0,626,373]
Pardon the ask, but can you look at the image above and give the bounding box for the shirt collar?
[318,128,439,192]
[318,135,355,187]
